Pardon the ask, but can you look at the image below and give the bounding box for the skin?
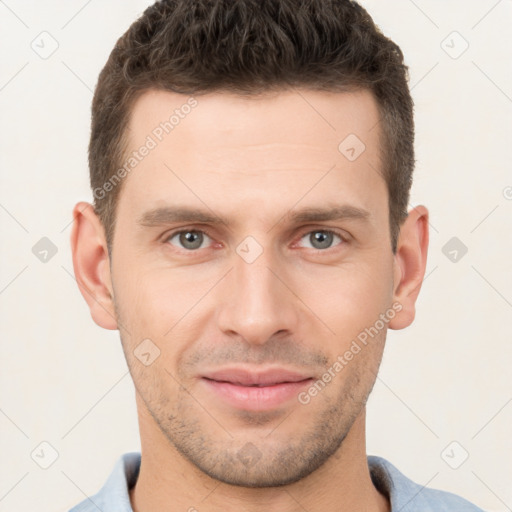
[71,88,429,512]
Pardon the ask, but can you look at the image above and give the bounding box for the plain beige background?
[0,1,511,511]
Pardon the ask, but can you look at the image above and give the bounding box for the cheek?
[301,260,393,341]
[112,268,166,343]
[305,256,392,301]
[115,266,216,354]
[137,269,214,324]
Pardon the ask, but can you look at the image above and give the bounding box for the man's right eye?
[165,229,214,251]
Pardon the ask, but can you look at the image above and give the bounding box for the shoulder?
[68,452,141,512]
[368,455,486,512]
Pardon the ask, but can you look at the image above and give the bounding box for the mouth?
[199,367,314,411]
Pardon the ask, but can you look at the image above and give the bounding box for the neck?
[129,400,389,512]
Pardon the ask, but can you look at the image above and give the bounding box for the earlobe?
[388,205,429,330]
[70,201,118,330]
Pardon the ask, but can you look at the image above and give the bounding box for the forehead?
[118,87,386,228]
[127,87,380,152]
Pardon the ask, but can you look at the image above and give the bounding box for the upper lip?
[201,367,313,386]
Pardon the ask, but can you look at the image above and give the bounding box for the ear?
[70,201,118,330]
[388,205,429,330]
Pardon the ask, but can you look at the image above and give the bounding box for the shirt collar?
[71,452,481,512]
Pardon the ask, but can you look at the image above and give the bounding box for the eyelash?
[163,227,349,253]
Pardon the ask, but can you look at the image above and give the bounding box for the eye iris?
[311,231,333,249]
[180,231,203,250]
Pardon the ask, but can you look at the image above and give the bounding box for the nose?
[216,243,300,346]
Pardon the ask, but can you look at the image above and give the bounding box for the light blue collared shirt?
[69,452,486,511]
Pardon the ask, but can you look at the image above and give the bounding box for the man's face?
[110,88,396,486]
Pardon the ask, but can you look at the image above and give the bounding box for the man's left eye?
[298,230,345,250]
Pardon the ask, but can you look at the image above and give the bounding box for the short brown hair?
[89,0,414,254]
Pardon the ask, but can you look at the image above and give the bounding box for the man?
[69,0,485,511]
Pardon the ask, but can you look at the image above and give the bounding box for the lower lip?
[201,378,313,411]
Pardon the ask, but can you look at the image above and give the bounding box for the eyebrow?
[137,204,371,228]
